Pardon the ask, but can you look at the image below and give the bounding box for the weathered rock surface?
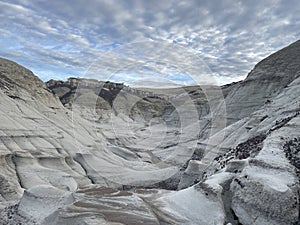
[0,39,300,225]
[225,40,300,124]
[0,58,61,108]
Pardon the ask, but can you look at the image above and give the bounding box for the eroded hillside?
[0,40,299,225]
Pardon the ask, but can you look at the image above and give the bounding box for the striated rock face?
[0,58,61,108]
[225,40,300,124]
[196,73,300,225]
[0,40,300,225]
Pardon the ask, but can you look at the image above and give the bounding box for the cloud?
[0,0,300,86]
[83,41,219,87]
[0,1,30,14]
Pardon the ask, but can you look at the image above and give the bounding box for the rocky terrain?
[0,40,299,225]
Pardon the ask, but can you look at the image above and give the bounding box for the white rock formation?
[0,39,300,225]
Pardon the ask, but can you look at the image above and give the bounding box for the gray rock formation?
[225,40,300,124]
[0,39,300,225]
[0,58,61,108]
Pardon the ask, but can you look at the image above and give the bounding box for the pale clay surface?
[0,40,300,225]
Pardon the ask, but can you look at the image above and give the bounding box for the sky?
[0,0,300,87]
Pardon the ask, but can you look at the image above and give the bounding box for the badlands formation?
[0,40,300,225]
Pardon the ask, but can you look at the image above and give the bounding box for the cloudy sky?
[0,0,300,87]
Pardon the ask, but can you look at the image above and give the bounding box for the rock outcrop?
[225,40,300,124]
[0,58,61,108]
